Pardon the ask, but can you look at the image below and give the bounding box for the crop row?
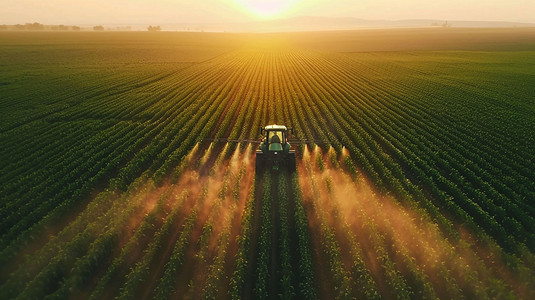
[277,49,532,259]
[2,41,533,299]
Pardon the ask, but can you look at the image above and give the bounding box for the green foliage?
[229,182,256,300]
[254,171,272,299]
[154,211,197,299]
[1,30,534,300]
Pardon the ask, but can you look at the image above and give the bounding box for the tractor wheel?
[287,152,296,172]
[255,152,264,173]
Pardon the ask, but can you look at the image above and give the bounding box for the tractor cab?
[256,125,296,171]
[264,126,287,151]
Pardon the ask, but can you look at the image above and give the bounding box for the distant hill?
[162,16,535,32]
[4,16,533,33]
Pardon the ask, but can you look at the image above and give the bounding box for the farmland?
[1,28,535,299]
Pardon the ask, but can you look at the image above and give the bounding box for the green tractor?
[256,125,296,171]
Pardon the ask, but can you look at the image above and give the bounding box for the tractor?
[256,125,296,171]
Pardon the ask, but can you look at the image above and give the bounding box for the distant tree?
[15,24,25,30]
[25,22,44,30]
[0,25,7,30]
[72,26,81,31]
[147,25,161,32]
[93,25,105,31]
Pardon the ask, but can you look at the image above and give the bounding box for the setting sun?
[236,0,301,19]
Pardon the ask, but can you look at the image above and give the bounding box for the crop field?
[1,28,535,299]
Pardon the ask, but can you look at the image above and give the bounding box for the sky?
[1,0,534,25]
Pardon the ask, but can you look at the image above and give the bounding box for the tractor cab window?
[268,131,283,144]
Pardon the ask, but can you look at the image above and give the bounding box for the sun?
[237,0,301,19]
